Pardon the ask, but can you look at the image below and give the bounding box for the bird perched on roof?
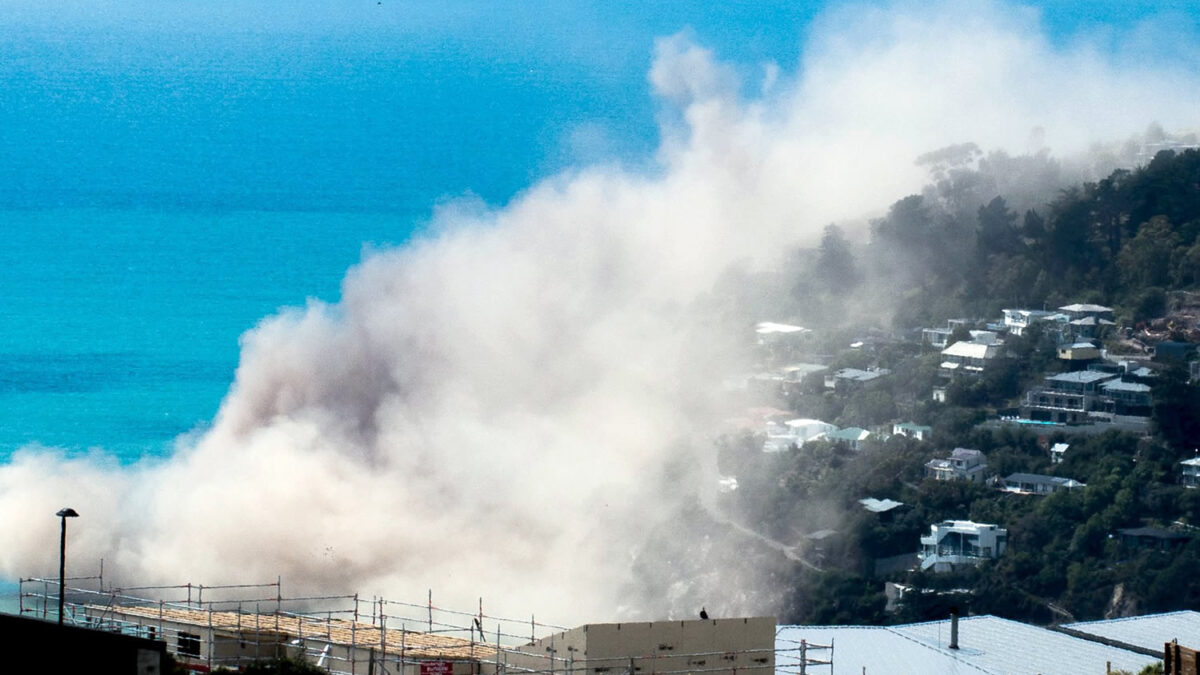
[699,607,709,620]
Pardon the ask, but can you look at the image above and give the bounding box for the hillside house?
[920,520,1007,572]
[921,319,972,349]
[763,418,837,452]
[1001,472,1086,495]
[825,426,872,450]
[1099,379,1152,416]
[1154,341,1198,363]
[893,422,932,441]
[1067,316,1117,341]
[925,448,987,482]
[824,367,890,393]
[1020,371,1118,424]
[1057,341,1101,365]
[1181,457,1200,488]
[939,340,1001,378]
[1002,309,1061,336]
[1059,303,1114,322]
[1117,527,1190,552]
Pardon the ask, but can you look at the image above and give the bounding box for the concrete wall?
[510,617,775,675]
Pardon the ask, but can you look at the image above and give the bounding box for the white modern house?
[920,520,1008,572]
[763,418,838,452]
[925,448,987,482]
[1001,309,1060,336]
[1181,456,1200,488]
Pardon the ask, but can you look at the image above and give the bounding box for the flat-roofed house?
[1001,472,1086,495]
[920,520,1007,572]
[1020,371,1118,424]
[824,367,890,393]
[1100,379,1152,416]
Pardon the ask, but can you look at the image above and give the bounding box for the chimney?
[949,607,960,650]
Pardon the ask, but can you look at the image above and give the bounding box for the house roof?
[755,321,808,335]
[1004,473,1084,488]
[894,422,932,432]
[950,447,984,460]
[1046,370,1116,384]
[1181,456,1200,467]
[832,367,888,382]
[1065,610,1200,653]
[1050,442,1070,454]
[1060,303,1113,313]
[942,341,999,359]
[859,497,905,513]
[1070,316,1116,326]
[827,427,871,442]
[784,418,836,429]
[1101,380,1151,393]
[933,520,1003,534]
[1117,526,1190,540]
[777,615,1157,675]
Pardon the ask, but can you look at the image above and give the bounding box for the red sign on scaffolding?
[421,661,454,675]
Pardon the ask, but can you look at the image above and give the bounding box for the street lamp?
[55,508,78,626]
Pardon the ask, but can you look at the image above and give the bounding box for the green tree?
[816,224,860,293]
[1118,216,1180,289]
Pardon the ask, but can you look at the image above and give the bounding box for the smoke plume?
[1,1,1198,624]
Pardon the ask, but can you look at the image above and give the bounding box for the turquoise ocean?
[0,21,665,464]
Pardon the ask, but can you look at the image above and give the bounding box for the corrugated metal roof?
[1066,611,1200,653]
[778,616,1158,675]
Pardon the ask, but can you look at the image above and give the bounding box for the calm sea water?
[0,208,413,460]
[0,22,660,463]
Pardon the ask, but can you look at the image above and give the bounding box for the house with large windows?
[919,520,1007,572]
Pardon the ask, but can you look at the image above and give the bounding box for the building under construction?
[17,575,814,675]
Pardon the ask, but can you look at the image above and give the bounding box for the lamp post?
[55,508,78,626]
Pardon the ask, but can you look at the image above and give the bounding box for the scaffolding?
[17,574,826,675]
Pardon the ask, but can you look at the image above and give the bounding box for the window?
[177,632,201,657]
